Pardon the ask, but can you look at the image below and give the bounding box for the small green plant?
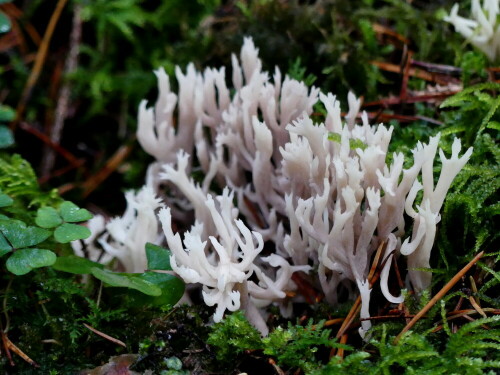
[35,201,93,243]
[314,316,500,375]
[160,356,189,375]
[0,152,184,299]
[0,0,12,34]
[436,83,499,280]
[0,218,54,275]
[208,313,349,373]
[439,82,500,147]
[0,104,15,149]
[207,311,263,362]
[262,320,348,373]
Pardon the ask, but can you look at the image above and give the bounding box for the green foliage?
[145,242,172,270]
[90,267,161,296]
[440,82,500,147]
[52,254,104,274]
[36,201,93,243]
[160,356,190,375]
[6,248,57,275]
[71,0,217,118]
[0,154,61,209]
[314,317,500,375]
[54,246,184,304]
[0,0,12,34]
[207,311,263,361]
[0,219,55,274]
[0,0,498,372]
[311,351,371,374]
[2,266,175,372]
[0,125,14,148]
[209,314,347,373]
[459,51,488,86]
[263,320,347,373]
[288,57,317,87]
[437,83,499,280]
[0,153,183,303]
[0,159,95,274]
[0,190,13,207]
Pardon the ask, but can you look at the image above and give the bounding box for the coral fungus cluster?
[445,0,500,62]
[78,38,472,336]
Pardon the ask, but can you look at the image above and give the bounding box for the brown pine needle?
[12,0,69,129]
[469,296,488,318]
[394,251,485,344]
[81,143,134,197]
[1,331,39,367]
[336,334,348,360]
[324,318,345,327]
[83,323,126,348]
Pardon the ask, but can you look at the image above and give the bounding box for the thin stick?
[12,0,69,129]
[469,296,487,318]
[19,122,80,165]
[1,330,39,367]
[336,334,348,360]
[394,251,484,344]
[81,143,134,197]
[324,318,345,327]
[83,323,126,348]
[41,4,82,176]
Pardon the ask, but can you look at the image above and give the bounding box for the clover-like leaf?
[59,201,92,223]
[91,267,162,296]
[36,206,63,228]
[0,125,14,148]
[145,243,172,271]
[52,255,104,274]
[0,192,13,208]
[0,220,50,248]
[6,248,57,275]
[0,232,11,256]
[0,105,15,121]
[0,12,10,34]
[54,223,91,243]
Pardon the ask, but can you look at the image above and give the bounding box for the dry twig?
[83,323,126,348]
[394,251,485,344]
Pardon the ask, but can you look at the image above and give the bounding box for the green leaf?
[479,96,500,134]
[52,255,104,274]
[90,267,162,296]
[0,192,13,207]
[36,206,63,228]
[0,125,14,148]
[138,272,185,306]
[54,223,91,243]
[6,248,57,275]
[487,121,500,131]
[0,232,11,255]
[0,12,11,34]
[145,243,172,270]
[59,201,92,222]
[0,220,50,248]
[0,105,15,122]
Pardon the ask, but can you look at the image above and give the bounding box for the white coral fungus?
[445,0,500,61]
[86,37,472,337]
